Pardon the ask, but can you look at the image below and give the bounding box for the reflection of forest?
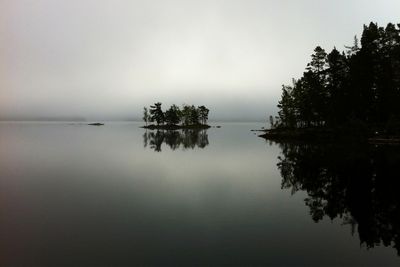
[143,129,209,152]
[276,141,400,255]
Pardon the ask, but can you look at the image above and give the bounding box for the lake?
[0,122,399,266]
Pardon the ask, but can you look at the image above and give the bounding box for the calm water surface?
[0,122,399,266]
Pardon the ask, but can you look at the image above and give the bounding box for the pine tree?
[149,102,164,125]
[198,106,209,125]
[143,107,150,126]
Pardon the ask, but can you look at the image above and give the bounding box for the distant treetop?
[143,103,209,126]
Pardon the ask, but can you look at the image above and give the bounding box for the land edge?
[141,124,216,130]
[254,128,400,145]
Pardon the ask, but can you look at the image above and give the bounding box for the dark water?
[0,122,399,266]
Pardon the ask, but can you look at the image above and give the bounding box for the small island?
[262,22,400,143]
[142,102,210,130]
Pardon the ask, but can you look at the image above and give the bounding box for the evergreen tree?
[149,102,164,125]
[277,84,296,128]
[164,104,181,125]
[189,105,199,125]
[307,46,328,80]
[198,105,209,125]
[345,36,360,56]
[326,48,348,126]
[275,22,400,135]
[181,105,192,125]
[142,107,150,126]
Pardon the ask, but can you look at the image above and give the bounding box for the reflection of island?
[275,141,400,255]
[143,129,209,152]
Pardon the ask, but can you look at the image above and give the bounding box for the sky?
[1,0,400,121]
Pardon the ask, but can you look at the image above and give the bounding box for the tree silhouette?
[189,105,199,125]
[274,22,400,136]
[142,107,150,126]
[180,105,192,126]
[198,105,210,125]
[165,104,181,125]
[143,103,210,127]
[149,102,164,125]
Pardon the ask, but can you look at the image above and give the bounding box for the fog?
[1,0,399,121]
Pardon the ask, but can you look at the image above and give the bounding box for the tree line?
[274,22,400,135]
[143,103,209,126]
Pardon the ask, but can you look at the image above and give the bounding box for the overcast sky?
[1,0,399,121]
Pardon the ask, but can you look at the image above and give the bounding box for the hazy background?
[1,0,399,121]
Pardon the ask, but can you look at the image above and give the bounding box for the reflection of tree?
[143,131,148,148]
[143,129,209,152]
[277,142,400,255]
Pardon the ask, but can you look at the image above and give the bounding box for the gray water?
[0,122,399,266]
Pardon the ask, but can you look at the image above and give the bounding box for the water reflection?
[275,141,400,255]
[143,129,209,152]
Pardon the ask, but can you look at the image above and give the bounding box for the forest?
[272,22,400,138]
[142,103,210,129]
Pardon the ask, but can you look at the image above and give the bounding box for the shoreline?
[141,124,211,130]
[258,128,400,145]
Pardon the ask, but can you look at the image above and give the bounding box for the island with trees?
[262,22,400,143]
[142,102,211,130]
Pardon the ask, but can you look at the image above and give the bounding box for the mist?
[1,0,399,121]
